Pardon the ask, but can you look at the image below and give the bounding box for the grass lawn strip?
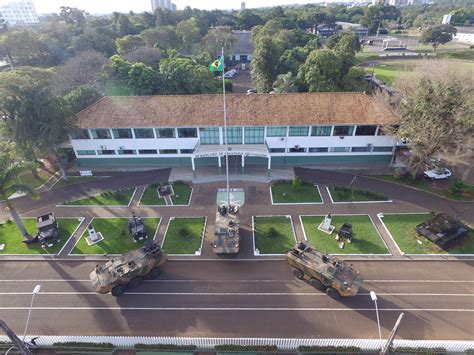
[271,182,322,204]
[300,215,388,255]
[0,218,82,255]
[327,186,390,203]
[161,217,205,255]
[253,216,296,255]
[64,188,136,206]
[139,185,166,206]
[380,213,474,255]
[52,176,104,190]
[17,168,56,190]
[71,218,161,255]
[171,182,193,205]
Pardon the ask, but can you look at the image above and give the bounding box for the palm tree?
[0,154,38,240]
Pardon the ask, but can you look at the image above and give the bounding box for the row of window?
[71,125,383,142]
[77,146,393,156]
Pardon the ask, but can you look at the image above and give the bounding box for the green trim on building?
[77,157,191,167]
[195,157,219,166]
[271,155,391,165]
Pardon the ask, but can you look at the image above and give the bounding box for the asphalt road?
[1,260,473,340]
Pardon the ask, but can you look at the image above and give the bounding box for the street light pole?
[22,285,41,341]
[370,291,382,346]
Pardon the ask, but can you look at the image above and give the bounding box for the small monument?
[86,224,104,246]
[318,213,335,235]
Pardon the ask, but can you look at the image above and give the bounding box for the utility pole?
[0,319,33,355]
[380,312,404,355]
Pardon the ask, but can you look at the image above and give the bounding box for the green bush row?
[273,179,313,187]
[331,185,388,201]
[392,347,447,354]
[298,345,361,352]
[214,344,278,351]
[135,343,197,350]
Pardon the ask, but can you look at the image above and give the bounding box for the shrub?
[179,227,191,239]
[135,343,196,350]
[292,176,302,189]
[214,344,278,351]
[449,178,468,196]
[298,345,361,352]
[53,342,114,350]
[331,185,388,201]
[392,347,447,354]
[267,227,279,238]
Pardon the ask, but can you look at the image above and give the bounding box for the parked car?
[423,167,452,180]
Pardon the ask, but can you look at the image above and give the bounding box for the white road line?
[0,292,472,297]
[2,279,474,283]
[0,307,472,312]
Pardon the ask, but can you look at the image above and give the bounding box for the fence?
[0,336,473,352]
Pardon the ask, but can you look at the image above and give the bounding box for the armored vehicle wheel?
[129,276,142,289]
[309,278,325,291]
[111,285,126,297]
[291,268,304,280]
[326,287,340,299]
[145,267,161,280]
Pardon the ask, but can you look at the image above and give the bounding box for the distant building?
[232,31,254,63]
[241,2,246,10]
[336,22,369,37]
[0,0,39,26]
[442,14,452,25]
[151,0,176,12]
[316,25,338,37]
[453,27,474,45]
[388,0,428,6]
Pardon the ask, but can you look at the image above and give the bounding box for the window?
[226,127,242,144]
[178,128,197,138]
[266,126,287,137]
[97,149,116,155]
[269,148,285,153]
[134,128,155,139]
[329,147,351,153]
[244,126,264,144]
[70,129,90,140]
[289,126,309,137]
[373,146,393,152]
[199,127,220,145]
[76,150,96,156]
[355,125,377,136]
[311,126,331,136]
[333,126,354,136]
[138,149,157,155]
[91,129,111,139]
[289,147,306,153]
[118,149,137,155]
[156,128,175,138]
[180,149,194,154]
[159,149,178,154]
[308,147,328,153]
[352,146,371,152]
[112,129,133,139]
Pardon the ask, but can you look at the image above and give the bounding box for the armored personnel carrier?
[128,214,148,242]
[416,213,471,247]
[90,241,167,297]
[24,213,60,248]
[212,204,240,254]
[286,242,363,298]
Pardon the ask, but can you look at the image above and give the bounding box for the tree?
[115,35,145,55]
[0,28,53,66]
[202,27,236,58]
[237,10,264,30]
[391,62,474,175]
[340,67,370,92]
[64,86,103,114]
[328,32,359,75]
[0,145,38,240]
[273,72,299,93]
[140,26,181,50]
[123,47,163,68]
[297,49,343,92]
[251,36,282,92]
[127,63,158,95]
[421,25,457,52]
[176,18,202,52]
[116,14,139,36]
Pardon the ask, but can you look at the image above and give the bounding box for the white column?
[241,155,245,167]
[191,156,195,171]
[267,156,271,170]
[218,156,222,168]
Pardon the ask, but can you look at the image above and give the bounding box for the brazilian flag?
[210,56,224,72]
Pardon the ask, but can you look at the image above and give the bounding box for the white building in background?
[0,0,38,26]
[151,0,176,12]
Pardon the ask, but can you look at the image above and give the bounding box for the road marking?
[0,292,472,297]
[1,279,474,283]
[0,307,473,312]
[365,280,474,283]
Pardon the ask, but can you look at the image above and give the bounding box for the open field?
[161,217,205,254]
[254,216,295,254]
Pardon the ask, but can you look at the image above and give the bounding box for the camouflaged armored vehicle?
[128,214,148,243]
[416,213,471,247]
[90,242,167,297]
[286,242,363,298]
[212,204,240,254]
[23,213,60,248]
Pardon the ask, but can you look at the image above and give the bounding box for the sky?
[0,0,325,14]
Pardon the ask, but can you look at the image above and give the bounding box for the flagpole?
[221,47,231,209]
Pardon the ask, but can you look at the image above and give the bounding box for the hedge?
[392,347,447,354]
[298,345,361,353]
[135,343,197,350]
[214,344,278,351]
[330,185,388,201]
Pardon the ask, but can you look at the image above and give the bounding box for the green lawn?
[328,186,389,202]
[171,182,192,205]
[381,214,474,254]
[254,216,296,254]
[71,218,161,255]
[374,175,474,201]
[162,217,205,254]
[16,168,54,190]
[271,183,322,204]
[64,188,135,206]
[139,185,167,206]
[0,218,82,255]
[301,215,388,254]
[53,176,103,190]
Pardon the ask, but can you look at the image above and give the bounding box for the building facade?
[232,31,253,62]
[151,0,176,12]
[70,93,397,170]
[0,0,38,26]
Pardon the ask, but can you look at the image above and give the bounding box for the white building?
[453,27,474,45]
[151,0,176,12]
[0,0,38,26]
[232,31,253,62]
[69,93,397,171]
